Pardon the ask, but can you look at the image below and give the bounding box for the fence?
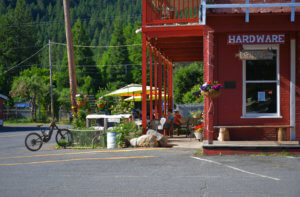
[4,108,71,122]
[4,109,31,120]
[175,103,204,117]
[58,109,71,122]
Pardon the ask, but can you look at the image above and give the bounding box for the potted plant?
[200,81,222,99]
[76,94,87,106]
[96,97,106,109]
[194,124,203,141]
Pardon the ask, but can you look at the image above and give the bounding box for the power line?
[52,64,141,67]
[1,44,49,75]
[51,41,142,48]
[2,15,142,28]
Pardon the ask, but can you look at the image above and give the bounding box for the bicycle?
[25,122,72,151]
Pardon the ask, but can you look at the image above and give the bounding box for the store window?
[242,45,281,118]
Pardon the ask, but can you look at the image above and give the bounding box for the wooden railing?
[145,0,300,26]
[146,0,200,25]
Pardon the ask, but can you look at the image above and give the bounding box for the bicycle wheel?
[25,133,43,151]
[55,129,72,146]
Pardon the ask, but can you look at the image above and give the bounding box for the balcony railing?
[145,0,300,26]
[146,0,200,25]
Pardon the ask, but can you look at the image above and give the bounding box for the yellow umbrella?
[124,94,168,102]
[104,84,150,97]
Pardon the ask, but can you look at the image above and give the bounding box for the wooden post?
[142,34,148,134]
[158,53,163,118]
[149,46,153,120]
[218,128,230,141]
[49,40,54,121]
[278,128,287,141]
[104,118,108,131]
[63,0,77,113]
[167,61,171,111]
[204,27,214,144]
[170,62,173,110]
[154,49,158,119]
[163,58,167,116]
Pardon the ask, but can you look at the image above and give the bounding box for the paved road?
[0,126,300,197]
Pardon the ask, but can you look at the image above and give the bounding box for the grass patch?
[250,152,297,157]
[4,119,71,126]
[194,148,203,156]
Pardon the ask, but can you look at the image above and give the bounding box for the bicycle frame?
[41,122,59,143]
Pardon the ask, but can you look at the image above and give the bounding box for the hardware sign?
[228,34,285,45]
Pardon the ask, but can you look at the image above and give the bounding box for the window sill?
[241,115,282,119]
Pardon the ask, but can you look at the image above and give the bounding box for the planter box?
[194,132,203,141]
[70,129,105,148]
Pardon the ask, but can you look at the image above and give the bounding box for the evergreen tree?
[72,19,100,94]
[0,0,37,95]
[100,20,131,89]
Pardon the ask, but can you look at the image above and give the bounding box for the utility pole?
[49,40,54,121]
[63,0,77,113]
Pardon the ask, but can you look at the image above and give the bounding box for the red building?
[141,0,300,142]
[0,94,7,127]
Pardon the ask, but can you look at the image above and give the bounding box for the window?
[242,45,281,118]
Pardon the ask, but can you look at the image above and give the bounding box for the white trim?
[242,44,280,118]
[290,39,296,140]
[246,80,277,83]
[241,115,283,119]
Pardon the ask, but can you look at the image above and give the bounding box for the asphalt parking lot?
[0,126,300,197]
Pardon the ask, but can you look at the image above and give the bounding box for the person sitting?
[173,110,182,136]
[164,109,174,137]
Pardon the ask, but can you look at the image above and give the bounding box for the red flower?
[207,81,211,84]
[194,124,203,130]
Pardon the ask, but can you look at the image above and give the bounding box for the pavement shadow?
[0,126,42,133]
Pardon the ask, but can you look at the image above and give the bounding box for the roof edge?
[0,94,8,100]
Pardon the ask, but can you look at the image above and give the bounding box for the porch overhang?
[142,25,204,62]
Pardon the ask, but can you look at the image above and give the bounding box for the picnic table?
[86,114,132,130]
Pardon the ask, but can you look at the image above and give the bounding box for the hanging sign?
[228,34,285,45]
[236,50,275,60]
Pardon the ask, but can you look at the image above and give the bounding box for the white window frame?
[241,44,282,118]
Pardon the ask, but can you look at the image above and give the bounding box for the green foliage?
[0,0,37,96]
[72,19,100,94]
[10,67,50,121]
[56,88,71,110]
[174,63,203,104]
[114,119,141,147]
[190,110,203,119]
[0,1,206,117]
[0,0,143,98]
[110,97,134,115]
[72,110,87,129]
[100,21,131,87]
[182,84,204,104]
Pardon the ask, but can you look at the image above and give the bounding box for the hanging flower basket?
[201,89,221,99]
[77,101,86,107]
[200,81,222,99]
[97,103,105,108]
[96,97,106,110]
